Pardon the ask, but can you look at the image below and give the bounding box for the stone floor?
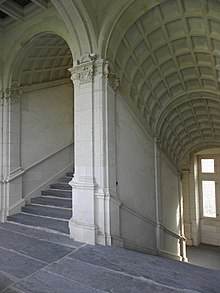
[187,244,220,270]
[0,222,219,293]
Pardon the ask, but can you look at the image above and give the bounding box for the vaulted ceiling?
[106,0,220,163]
[2,0,220,165]
[12,33,72,85]
[0,0,49,25]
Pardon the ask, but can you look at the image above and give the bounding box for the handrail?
[24,141,74,173]
[5,141,74,183]
[121,203,182,240]
[160,224,181,239]
[121,203,157,227]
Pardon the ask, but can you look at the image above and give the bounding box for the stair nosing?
[39,195,72,200]
[31,203,72,210]
[43,188,71,192]
[25,204,72,211]
[20,212,69,222]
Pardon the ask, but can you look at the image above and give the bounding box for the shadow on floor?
[187,244,220,270]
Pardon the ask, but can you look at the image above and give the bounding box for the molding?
[123,238,157,256]
[160,224,182,240]
[9,198,25,216]
[116,92,154,142]
[159,250,182,262]
[5,141,74,183]
[5,167,24,183]
[121,204,156,227]
[111,234,124,248]
[23,141,73,173]
[21,78,71,93]
[69,176,96,190]
[69,217,98,244]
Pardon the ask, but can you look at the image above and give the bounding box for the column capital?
[103,62,120,91]
[69,59,120,91]
[1,86,22,105]
[69,61,94,84]
[0,90,4,106]
[154,136,162,149]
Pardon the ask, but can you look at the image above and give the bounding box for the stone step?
[59,177,72,183]
[50,182,72,190]
[7,213,69,235]
[66,172,74,177]
[31,197,72,209]
[41,189,72,199]
[22,205,72,220]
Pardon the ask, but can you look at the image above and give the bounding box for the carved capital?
[0,90,4,106]
[5,86,22,104]
[154,136,161,145]
[104,64,120,91]
[0,86,22,105]
[69,63,94,84]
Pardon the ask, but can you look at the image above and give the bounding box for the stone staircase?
[7,172,73,235]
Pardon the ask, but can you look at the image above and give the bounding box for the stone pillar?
[178,171,188,262]
[189,155,200,245]
[68,59,122,245]
[0,84,23,221]
[154,137,163,254]
[182,168,193,245]
[0,89,5,221]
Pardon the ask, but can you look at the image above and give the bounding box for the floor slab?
[0,228,73,263]
[0,222,219,293]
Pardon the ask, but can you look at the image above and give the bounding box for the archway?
[6,32,74,219]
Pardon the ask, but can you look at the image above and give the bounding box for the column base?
[0,210,7,222]
[69,217,97,244]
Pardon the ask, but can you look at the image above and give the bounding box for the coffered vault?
[102,0,220,165]
[2,0,220,167]
[0,0,49,24]
[11,34,72,85]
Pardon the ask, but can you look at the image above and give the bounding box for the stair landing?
[7,172,73,235]
[0,223,219,292]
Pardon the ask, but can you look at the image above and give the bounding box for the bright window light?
[201,159,215,173]
[202,180,216,218]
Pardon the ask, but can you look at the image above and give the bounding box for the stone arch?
[9,32,73,87]
[3,30,75,217]
[51,0,96,59]
[3,14,77,89]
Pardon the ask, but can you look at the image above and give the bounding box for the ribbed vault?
[12,33,72,86]
[106,0,220,164]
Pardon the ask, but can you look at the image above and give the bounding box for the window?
[201,159,214,173]
[202,180,216,218]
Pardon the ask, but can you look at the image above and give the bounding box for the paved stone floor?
[187,244,220,270]
[0,222,219,293]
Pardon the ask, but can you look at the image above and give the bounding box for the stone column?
[178,171,188,262]
[154,137,163,254]
[0,84,23,221]
[0,89,5,221]
[68,59,122,245]
[189,155,200,245]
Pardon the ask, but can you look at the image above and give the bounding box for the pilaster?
[154,137,163,254]
[69,59,123,245]
[178,171,188,262]
[0,84,23,221]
